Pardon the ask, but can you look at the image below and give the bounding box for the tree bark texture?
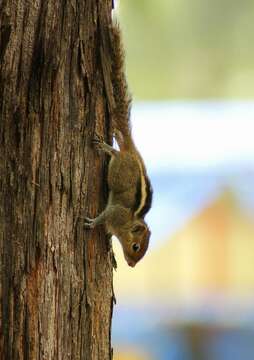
[0,1,115,359]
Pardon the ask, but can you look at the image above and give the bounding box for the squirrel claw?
[84,217,96,229]
[92,134,103,145]
[92,135,105,152]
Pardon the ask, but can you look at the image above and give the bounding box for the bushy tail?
[109,23,134,150]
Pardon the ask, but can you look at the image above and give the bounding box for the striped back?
[134,158,153,218]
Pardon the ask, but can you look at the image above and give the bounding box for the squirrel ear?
[131,223,146,234]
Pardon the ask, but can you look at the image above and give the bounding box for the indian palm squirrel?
[85,23,153,267]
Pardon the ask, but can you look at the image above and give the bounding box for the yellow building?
[113,190,254,304]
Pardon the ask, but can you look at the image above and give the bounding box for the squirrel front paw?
[84,217,96,229]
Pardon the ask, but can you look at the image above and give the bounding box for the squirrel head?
[119,219,150,267]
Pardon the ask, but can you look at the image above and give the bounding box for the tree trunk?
[0,1,115,359]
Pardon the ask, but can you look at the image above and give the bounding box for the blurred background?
[112,1,254,359]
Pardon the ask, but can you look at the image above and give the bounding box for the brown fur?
[84,23,152,267]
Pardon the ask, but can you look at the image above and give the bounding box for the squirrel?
[84,23,153,267]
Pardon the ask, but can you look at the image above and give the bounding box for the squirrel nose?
[127,260,136,267]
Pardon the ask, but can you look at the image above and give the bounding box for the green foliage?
[118,0,254,99]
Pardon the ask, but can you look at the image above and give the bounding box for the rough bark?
[0,1,115,359]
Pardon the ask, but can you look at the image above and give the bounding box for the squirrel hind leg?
[114,130,125,151]
[93,137,118,157]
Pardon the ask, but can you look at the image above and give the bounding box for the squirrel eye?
[132,243,140,252]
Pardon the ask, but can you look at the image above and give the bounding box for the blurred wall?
[118,0,254,99]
